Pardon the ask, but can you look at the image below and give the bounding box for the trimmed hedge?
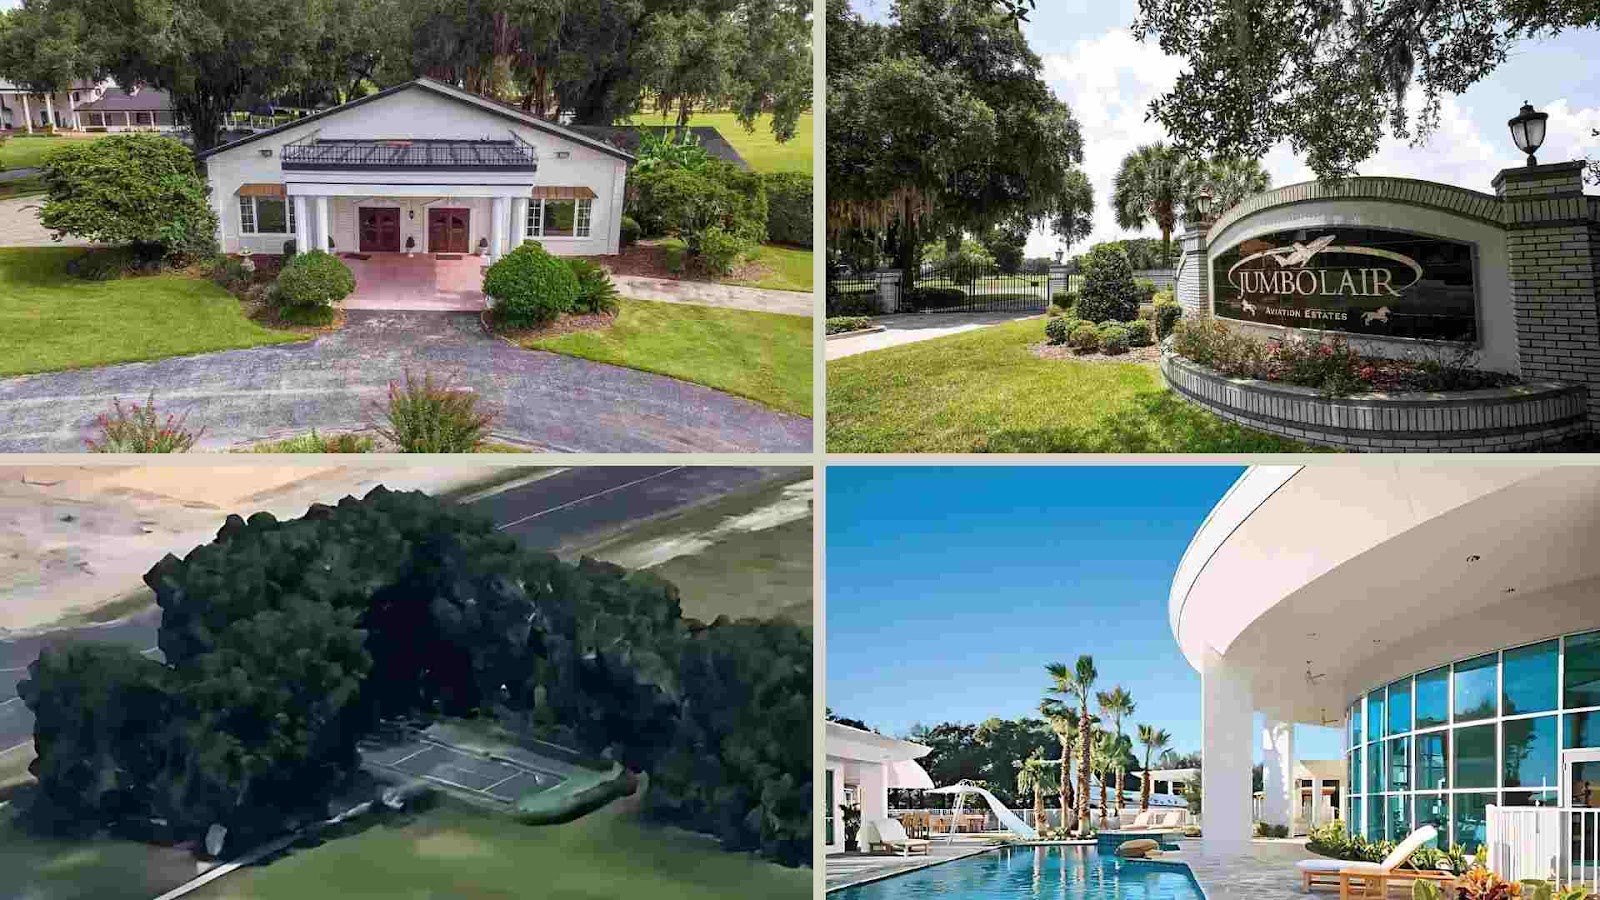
[1045,316,1070,345]
[483,242,580,327]
[1076,244,1139,323]
[1068,321,1100,353]
[272,250,354,309]
[1126,319,1155,347]
[762,172,812,248]
[1097,322,1131,355]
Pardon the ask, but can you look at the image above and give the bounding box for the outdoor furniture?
[1295,825,1443,897]
[1122,810,1157,831]
[863,817,932,857]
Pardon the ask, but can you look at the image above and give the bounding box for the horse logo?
[1362,306,1390,326]
[1240,299,1258,315]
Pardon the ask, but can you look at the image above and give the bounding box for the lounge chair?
[863,817,932,857]
[1121,810,1157,831]
[1295,825,1453,898]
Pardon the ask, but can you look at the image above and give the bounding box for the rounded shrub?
[1126,319,1154,347]
[620,215,641,248]
[1068,322,1100,354]
[1153,298,1183,339]
[762,171,812,248]
[483,242,580,327]
[1098,322,1131,355]
[1076,244,1139,323]
[1045,316,1070,345]
[272,250,354,309]
[695,224,751,276]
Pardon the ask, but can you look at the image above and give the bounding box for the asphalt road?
[0,465,799,754]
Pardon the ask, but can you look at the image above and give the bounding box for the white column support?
[510,197,529,251]
[43,94,54,129]
[292,196,310,252]
[314,196,331,253]
[1261,719,1295,830]
[490,196,509,261]
[20,94,31,134]
[1201,644,1255,846]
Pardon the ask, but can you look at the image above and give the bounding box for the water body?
[833,846,1205,900]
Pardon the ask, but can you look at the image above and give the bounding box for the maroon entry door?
[427,208,470,254]
[358,207,402,252]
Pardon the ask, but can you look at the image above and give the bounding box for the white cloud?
[1023,29,1600,260]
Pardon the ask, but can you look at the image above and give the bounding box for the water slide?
[928,782,1039,841]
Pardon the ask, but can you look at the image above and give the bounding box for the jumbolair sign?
[1212,227,1478,342]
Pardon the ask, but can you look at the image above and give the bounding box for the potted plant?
[405,235,416,257]
[842,803,863,852]
[476,237,489,257]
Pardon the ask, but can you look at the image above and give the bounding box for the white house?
[824,721,935,854]
[0,79,101,132]
[197,77,633,261]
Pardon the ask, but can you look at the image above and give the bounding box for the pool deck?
[827,836,1315,898]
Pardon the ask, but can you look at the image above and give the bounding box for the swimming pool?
[829,845,1206,900]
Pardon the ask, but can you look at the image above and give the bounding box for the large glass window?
[526,198,593,239]
[1386,736,1410,792]
[1388,678,1413,736]
[1367,796,1385,841]
[1567,710,1600,749]
[1387,795,1410,844]
[1416,666,1450,728]
[240,196,294,235]
[1368,689,1387,741]
[1503,715,1558,789]
[1367,741,1384,794]
[1455,724,1497,789]
[1452,793,1490,852]
[1567,631,1600,710]
[1351,702,1363,746]
[1416,793,1446,847]
[1455,654,1499,721]
[825,769,835,845]
[1417,731,1449,791]
[1503,640,1558,715]
[1349,748,1360,798]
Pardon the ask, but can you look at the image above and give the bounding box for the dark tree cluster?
[18,487,811,866]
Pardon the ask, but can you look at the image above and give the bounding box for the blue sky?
[850,0,1600,257]
[825,465,1345,764]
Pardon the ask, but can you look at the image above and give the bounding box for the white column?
[1312,778,1326,827]
[292,196,310,252]
[1201,644,1255,846]
[858,762,888,825]
[490,196,508,261]
[43,94,55,129]
[510,197,529,251]
[1261,719,1295,830]
[315,196,331,253]
[20,94,31,134]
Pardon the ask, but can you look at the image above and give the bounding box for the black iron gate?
[903,261,1051,313]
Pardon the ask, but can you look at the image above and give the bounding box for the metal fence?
[1485,805,1600,890]
[907,261,1052,314]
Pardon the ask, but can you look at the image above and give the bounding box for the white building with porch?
[824,721,935,854]
[1171,465,1600,889]
[197,77,631,267]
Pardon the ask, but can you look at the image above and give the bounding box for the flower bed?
[1161,352,1587,452]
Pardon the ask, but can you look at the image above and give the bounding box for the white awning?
[886,759,934,790]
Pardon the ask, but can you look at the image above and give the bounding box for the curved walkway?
[0,311,811,452]
[611,273,813,316]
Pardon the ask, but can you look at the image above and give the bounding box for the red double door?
[357,207,471,253]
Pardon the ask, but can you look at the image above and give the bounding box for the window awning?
[237,183,287,199]
[531,186,597,201]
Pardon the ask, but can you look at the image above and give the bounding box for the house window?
[525,198,593,239]
[135,111,155,127]
[240,196,295,235]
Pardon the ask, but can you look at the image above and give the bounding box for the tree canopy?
[826,0,1088,276]
[1133,0,1600,179]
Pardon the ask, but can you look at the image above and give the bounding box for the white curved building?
[1171,465,1600,850]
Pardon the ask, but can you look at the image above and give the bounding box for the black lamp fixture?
[1054,248,1064,264]
[1195,189,1213,221]
[1508,102,1548,167]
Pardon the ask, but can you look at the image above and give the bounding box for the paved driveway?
[0,196,90,248]
[826,310,1043,359]
[342,253,488,311]
[0,311,811,452]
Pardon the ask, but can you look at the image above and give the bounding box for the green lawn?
[0,806,200,900]
[623,111,812,174]
[0,134,105,170]
[0,248,301,376]
[189,798,810,900]
[827,318,1314,452]
[522,298,812,416]
[729,244,812,292]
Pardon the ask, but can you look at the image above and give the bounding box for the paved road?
[0,465,797,753]
[0,196,89,249]
[0,310,811,452]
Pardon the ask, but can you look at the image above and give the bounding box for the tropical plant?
[375,370,496,453]
[1038,698,1079,823]
[633,127,711,174]
[1046,655,1098,832]
[566,259,620,315]
[842,802,863,852]
[1090,730,1126,827]
[1136,724,1170,811]
[1095,685,1135,816]
[1112,143,1189,257]
[1016,750,1049,831]
[84,393,201,453]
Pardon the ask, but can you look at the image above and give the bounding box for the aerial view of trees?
[0,0,812,151]
[17,488,811,867]
[1134,0,1600,179]
[826,0,1091,277]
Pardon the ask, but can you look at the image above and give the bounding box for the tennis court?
[361,738,565,805]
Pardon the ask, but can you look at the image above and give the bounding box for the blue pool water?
[830,845,1206,900]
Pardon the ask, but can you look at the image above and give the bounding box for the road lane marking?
[495,467,685,531]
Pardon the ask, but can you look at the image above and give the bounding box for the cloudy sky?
[853,0,1600,257]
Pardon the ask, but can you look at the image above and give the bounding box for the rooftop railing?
[280,136,537,171]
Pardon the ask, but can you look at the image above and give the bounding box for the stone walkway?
[1174,839,1310,900]
[826,310,1042,359]
[612,273,813,317]
[0,310,811,453]
[826,839,998,891]
[0,196,89,248]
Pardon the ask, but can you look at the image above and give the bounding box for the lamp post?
[1195,190,1214,224]
[1054,248,1064,264]
[1508,102,1548,167]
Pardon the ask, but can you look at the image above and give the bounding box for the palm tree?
[1016,751,1049,833]
[1095,685,1135,816]
[1136,724,1172,812]
[1112,143,1189,258]
[1047,655,1097,833]
[1090,730,1124,829]
[1038,698,1079,824]
[1180,155,1271,228]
